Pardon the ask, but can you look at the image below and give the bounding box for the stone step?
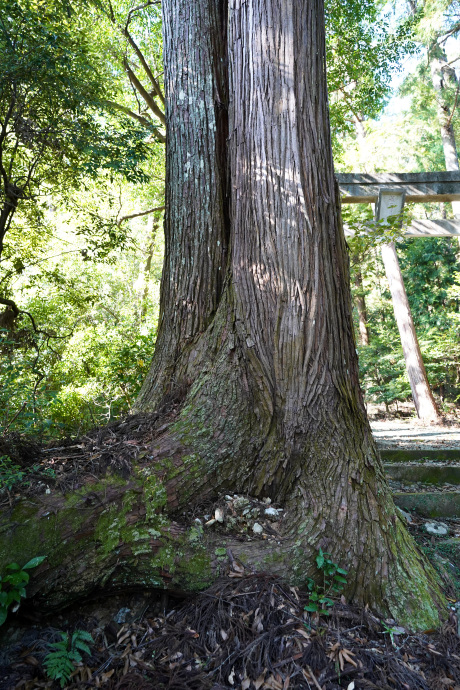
[385,463,460,486]
[393,491,460,518]
[381,448,460,463]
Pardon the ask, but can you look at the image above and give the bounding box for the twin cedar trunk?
[135,0,444,628]
[0,0,444,629]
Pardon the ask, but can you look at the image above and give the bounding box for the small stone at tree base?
[424,521,449,536]
[113,607,131,624]
[252,523,263,534]
[396,507,413,524]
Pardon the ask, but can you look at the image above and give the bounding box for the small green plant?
[0,556,46,625]
[44,630,94,688]
[304,548,348,616]
[381,620,406,647]
[0,455,56,494]
[0,455,25,491]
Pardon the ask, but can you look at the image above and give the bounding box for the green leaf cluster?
[304,549,348,616]
[44,629,94,688]
[0,0,151,261]
[0,454,56,492]
[0,556,45,626]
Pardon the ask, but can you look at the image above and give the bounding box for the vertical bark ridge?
[228,0,362,450]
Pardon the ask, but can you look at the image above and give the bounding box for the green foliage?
[0,455,25,491]
[304,549,348,616]
[0,0,151,263]
[0,454,56,492]
[0,556,45,626]
[44,629,94,688]
[326,0,417,150]
[381,620,406,647]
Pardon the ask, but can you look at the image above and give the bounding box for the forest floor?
[2,409,460,689]
[1,573,460,690]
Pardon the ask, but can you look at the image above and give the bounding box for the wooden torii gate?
[335,170,460,421]
[336,171,460,236]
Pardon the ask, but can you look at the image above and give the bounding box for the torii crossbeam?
[336,171,460,237]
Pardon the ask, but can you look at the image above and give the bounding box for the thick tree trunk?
[1,0,445,631]
[134,0,444,628]
[380,242,441,421]
[135,0,229,410]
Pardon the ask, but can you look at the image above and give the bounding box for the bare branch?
[117,204,165,226]
[124,59,166,125]
[123,28,165,106]
[0,296,81,341]
[0,296,19,317]
[446,81,460,127]
[438,21,460,46]
[126,1,160,25]
[104,99,152,128]
[104,99,165,143]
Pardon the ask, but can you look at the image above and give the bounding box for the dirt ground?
[367,403,460,450]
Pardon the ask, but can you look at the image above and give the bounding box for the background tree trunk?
[353,263,370,345]
[430,46,460,220]
[380,241,441,420]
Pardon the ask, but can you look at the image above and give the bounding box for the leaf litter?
[1,575,460,689]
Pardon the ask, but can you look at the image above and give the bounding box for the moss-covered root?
[0,476,218,610]
[0,469,446,631]
[379,518,446,630]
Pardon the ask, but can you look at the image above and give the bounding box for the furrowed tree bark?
[135,0,229,410]
[0,0,445,630]
[135,0,444,628]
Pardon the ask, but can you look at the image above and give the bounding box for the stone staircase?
[382,448,460,518]
[376,431,460,595]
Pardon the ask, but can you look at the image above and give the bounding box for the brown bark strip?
[136,0,229,409]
